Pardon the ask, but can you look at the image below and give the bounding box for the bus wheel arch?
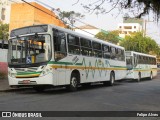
[149,71,153,80]
[137,72,141,82]
[109,71,115,86]
[67,70,80,91]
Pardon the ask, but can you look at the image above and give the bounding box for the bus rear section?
[125,51,157,82]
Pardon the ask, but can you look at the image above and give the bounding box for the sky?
[25,0,160,44]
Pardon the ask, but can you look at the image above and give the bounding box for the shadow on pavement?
[5,82,123,95]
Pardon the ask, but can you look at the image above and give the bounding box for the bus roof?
[126,51,156,58]
[10,24,124,49]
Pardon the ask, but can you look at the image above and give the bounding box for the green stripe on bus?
[17,72,41,75]
[48,61,73,65]
[48,61,126,68]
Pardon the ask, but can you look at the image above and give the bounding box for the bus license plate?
[22,80,30,84]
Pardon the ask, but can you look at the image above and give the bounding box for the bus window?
[116,48,123,61]
[80,38,91,48]
[110,47,116,60]
[126,56,133,70]
[53,29,67,61]
[121,50,125,61]
[138,55,142,64]
[80,38,92,56]
[67,34,80,55]
[102,44,110,59]
[92,41,102,58]
[153,58,156,65]
[133,54,138,67]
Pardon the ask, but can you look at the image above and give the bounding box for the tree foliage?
[95,30,120,44]
[57,10,85,29]
[0,22,9,40]
[74,0,160,21]
[120,32,160,56]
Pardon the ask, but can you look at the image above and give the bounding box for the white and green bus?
[8,24,127,91]
[125,51,157,82]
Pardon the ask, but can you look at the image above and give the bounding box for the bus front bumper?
[8,72,55,87]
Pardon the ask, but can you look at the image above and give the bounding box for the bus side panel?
[152,65,157,77]
[108,59,127,80]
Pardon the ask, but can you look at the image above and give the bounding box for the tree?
[56,10,85,29]
[0,22,9,40]
[73,0,160,21]
[95,30,120,44]
[120,32,160,56]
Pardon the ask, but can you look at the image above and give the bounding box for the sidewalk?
[0,77,11,91]
[0,77,29,92]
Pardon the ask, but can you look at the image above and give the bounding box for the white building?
[0,0,21,24]
[118,23,143,38]
[118,17,143,38]
[74,24,100,37]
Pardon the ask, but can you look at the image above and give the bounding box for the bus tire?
[67,73,79,92]
[149,72,153,80]
[108,72,115,86]
[137,72,141,82]
[33,86,45,92]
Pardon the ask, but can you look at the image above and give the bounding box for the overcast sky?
[25,0,160,44]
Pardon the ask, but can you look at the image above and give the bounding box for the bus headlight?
[11,73,16,78]
[40,68,52,76]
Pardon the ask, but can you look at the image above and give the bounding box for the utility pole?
[143,19,154,37]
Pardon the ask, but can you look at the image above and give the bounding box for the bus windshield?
[8,34,51,65]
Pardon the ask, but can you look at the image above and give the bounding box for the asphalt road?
[0,72,160,120]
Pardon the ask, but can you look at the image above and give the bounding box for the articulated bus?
[125,51,157,82]
[8,24,127,91]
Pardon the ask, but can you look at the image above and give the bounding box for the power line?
[34,0,119,39]
[36,0,101,29]
[34,0,110,36]
[20,0,96,36]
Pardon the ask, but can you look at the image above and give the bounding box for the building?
[0,0,13,23]
[9,2,66,31]
[75,24,123,45]
[118,18,143,38]
[74,24,100,37]
[0,0,23,23]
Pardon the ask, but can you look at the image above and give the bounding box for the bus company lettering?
[12,112,42,117]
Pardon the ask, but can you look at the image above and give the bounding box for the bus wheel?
[108,72,115,86]
[137,73,141,82]
[33,86,45,92]
[149,72,153,80]
[67,73,78,92]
